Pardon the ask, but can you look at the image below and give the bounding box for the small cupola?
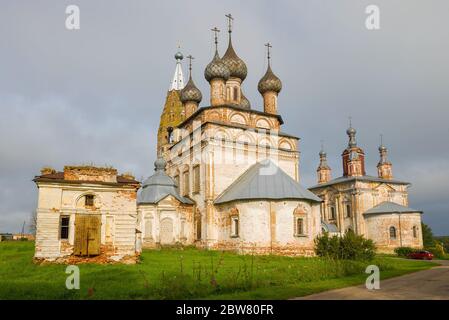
[317,143,332,184]
[180,55,202,118]
[377,135,393,179]
[258,43,282,114]
[342,119,366,177]
[205,27,230,106]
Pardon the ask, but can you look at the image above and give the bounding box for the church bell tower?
[157,49,186,156]
[341,120,366,177]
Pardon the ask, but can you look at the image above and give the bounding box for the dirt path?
[293,260,449,300]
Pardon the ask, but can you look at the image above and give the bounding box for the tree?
[29,211,37,235]
[421,223,434,248]
[435,236,449,252]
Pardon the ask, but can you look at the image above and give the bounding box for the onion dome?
[154,158,166,171]
[140,159,175,190]
[240,91,251,109]
[205,51,230,82]
[174,51,184,61]
[345,118,358,148]
[138,158,193,205]
[180,76,202,103]
[258,64,282,94]
[346,126,356,136]
[222,39,247,81]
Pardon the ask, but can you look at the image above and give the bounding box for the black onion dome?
[180,76,202,103]
[258,64,282,94]
[240,91,251,109]
[205,51,230,82]
[221,39,247,81]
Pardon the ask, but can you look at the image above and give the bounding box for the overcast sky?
[1,0,448,235]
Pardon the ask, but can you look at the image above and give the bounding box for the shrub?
[314,231,376,261]
[427,243,445,259]
[394,247,415,257]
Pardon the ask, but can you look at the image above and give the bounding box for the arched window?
[295,218,304,236]
[183,170,190,196]
[145,219,152,239]
[231,216,239,237]
[389,226,397,239]
[193,165,200,194]
[180,219,186,239]
[346,204,351,218]
[195,213,202,241]
[413,226,418,238]
[330,207,336,220]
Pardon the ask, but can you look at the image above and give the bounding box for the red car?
[408,250,434,260]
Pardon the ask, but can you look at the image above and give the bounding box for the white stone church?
[33,16,423,263]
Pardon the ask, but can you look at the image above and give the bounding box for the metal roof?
[363,201,422,215]
[170,51,185,91]
[215,160,322,204]
[309,175,410,189]
[137,159,193,205]
[321,221,339,233]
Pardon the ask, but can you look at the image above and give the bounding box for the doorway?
[74,214,101,256]
[160,218,174,245]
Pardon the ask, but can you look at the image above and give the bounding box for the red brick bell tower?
[342,123,366,177]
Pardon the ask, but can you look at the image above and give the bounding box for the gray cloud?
[1,0,448,235]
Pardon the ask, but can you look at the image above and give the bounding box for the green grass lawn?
[0,241,436,300]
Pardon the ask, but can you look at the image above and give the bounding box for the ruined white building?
[33,166,140,262]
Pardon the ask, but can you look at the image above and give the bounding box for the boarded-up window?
[193,165,200,193]
[183,170,189,196]
[60,216,70,240]
[413,226,418,238]
[85,195,94,206]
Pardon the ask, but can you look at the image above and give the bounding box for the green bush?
[427,243,446,259]
[394,247,415,257]
[314,231,376,261]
